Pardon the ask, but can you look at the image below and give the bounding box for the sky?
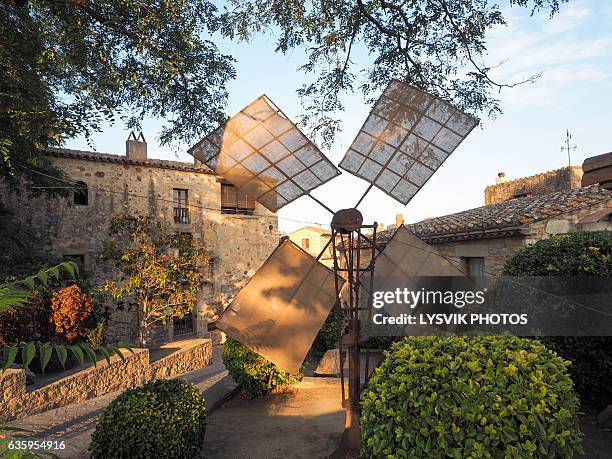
[65,0,612,233]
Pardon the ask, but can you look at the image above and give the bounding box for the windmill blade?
[361,225,468,336]
[188,95,340,212]
[340,80,479,206]
[216,239,345,374]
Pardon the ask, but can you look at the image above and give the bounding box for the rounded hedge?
[89,379,206,458]
[222,337,302,399]
[502,230,612,407]
[361,336,583,458]
[503,230,611,276]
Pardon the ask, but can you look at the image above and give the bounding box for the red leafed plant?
[50,284,93,342]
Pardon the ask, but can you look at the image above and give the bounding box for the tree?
[217,0,567,146]
[1,0,568,181]
[1,0,235,185]
[103,216,208,347]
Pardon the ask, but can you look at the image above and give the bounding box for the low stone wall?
[0,339,212,422]
[149,339,212,380]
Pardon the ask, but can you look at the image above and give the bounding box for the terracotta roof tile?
[379,186,612,243]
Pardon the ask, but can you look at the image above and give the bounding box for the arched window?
[74,181,88,206]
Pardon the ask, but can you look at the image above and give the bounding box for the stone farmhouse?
[379,166,612,276]
[0,135,279,345]
[287,225,335,267]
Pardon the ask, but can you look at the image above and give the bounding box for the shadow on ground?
[202,377,344,459]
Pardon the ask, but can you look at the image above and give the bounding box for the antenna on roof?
[561,129,577,167]
[188,80,478,456]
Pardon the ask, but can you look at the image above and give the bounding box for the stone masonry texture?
[0,149,279,345]
[484,166,583,205]
[0,339,212,422]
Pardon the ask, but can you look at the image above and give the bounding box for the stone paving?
[7,346,235,459]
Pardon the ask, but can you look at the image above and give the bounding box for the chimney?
[126,131,147,160]
[395,213,404,227]
[496,171,509,184]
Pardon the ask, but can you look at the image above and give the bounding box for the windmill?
[189,79,478,455]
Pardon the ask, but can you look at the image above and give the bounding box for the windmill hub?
[331,208,363,233]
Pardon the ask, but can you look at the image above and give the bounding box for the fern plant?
[1,262,132,374]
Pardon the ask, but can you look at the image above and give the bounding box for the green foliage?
[502,230,612,407]
[0,262,78,312]
[218,0,567,146]
[311,309,344,358]
[222,337,302,399]
[503,231,612,276]
[103,216,208,346]
[1,0,234,184]
[361,336,583,458]
[0,262,132,374]
[89,379,206,459]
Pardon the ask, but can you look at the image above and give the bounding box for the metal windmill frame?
[193,79,478,456]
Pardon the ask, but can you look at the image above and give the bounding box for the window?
[173,189,189,223]
[74,181,88,206]
[464,257,485,287]
[301,238,310,250]
[221,182,255,215]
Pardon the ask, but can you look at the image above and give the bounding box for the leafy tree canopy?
[1,0,235,184]
[1,0,567,182]
[217,0,567,146]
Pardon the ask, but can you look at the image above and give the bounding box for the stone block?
[545,219,576,235]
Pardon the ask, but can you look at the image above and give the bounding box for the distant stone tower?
[484,166,583,205]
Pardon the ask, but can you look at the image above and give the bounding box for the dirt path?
[203,378,345,458]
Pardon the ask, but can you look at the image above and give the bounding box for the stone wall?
[431,199,612,276]
[0,339,212,422]
[484,167,583,205]
[433,237,527,276]
[0,151,279,345]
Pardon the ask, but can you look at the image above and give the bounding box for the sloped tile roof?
[380,186,612,244]
[45,148,214,174]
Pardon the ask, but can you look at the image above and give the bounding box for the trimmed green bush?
[361,336,583,458]
[89,379,206,458]
[222,337,302,399]
[503,230,612,407]
[503,230,611,276]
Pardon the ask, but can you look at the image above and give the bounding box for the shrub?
[50,284,94,342]
[361,336,583,458]
[89,379,206,459]
[0,291,53,345]
[502,230,612,407]
[503,230,611,276]
[222,337,302,399]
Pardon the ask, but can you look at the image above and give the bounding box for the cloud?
[480,1,611,109]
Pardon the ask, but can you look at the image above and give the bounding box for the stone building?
[379,185,612,276]
[484,166,583,205]
[0,136,279,345]
[287,225,334,267]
